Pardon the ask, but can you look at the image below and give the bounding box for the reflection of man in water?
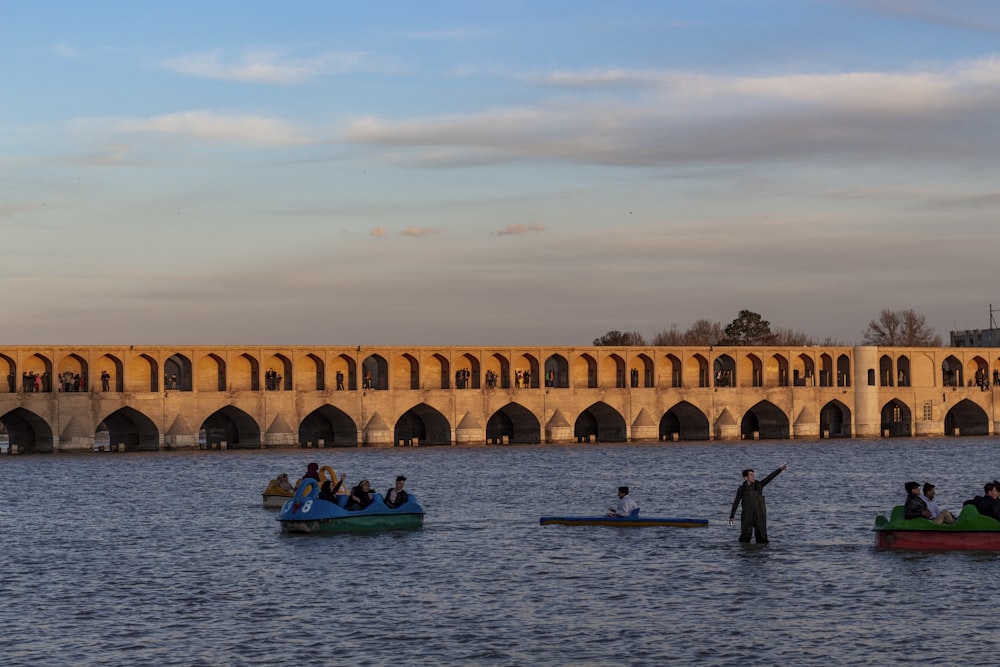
[728,464,788,543]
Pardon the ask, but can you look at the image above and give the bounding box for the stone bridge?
[1,344,998,453]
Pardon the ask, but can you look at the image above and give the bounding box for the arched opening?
[685,354,709,388]
[544,354,569,388]
[516,353,539,389]
[234,353,260,391]
[196,353,226,392]
[944,399,989,436]
[969,356,990,390]
[395,353,419,390]
[881,399,912,437]
[819,354,833,387]
[362,354,388,391]
[0,354,15,393]
[740,401,790,440]
[820,400,852,438]
[99,406,160,452]
[486,353,509,390]
[659,401,710,441]
[602,354,626,388]
[942,356,962,387]
[430,353,450,389]
[663,354,681,388]
[335,353,357,391]
[199,406,261,449]
[298,405,359,447]
[128,354,158,392]
[574,402,627,442]
[165,354,192,391]
[896,356,910,387]
[99,354,124,392]
[302,353,324,391]
[264,353,292,391]
[457,353,480,389]
[23,354,53,392]
[714,355,735,387]
[794,353,815,387]
[769,353,789,387]
[486,403,541,444]
[879,355,894,387]
[628,353,653,388]
[0,407,54,453]
[573,353,597,389]
[394,403,451,446]
[837,354,851,387]
[56,353,87,392]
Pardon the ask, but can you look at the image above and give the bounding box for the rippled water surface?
[3,438,1000,666]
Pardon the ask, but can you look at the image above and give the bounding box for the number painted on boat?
[301,500,312,514]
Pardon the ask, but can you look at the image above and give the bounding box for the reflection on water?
[2,438,1000,665]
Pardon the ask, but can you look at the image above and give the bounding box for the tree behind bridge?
[593,330,647,346]
[862,309,941,346]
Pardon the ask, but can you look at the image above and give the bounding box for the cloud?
[497,223,545,236]
[165,49,369,83]
[370,226,387,237]
[344,58,1000,168]
[401,226,437,237]
[117,110,304,145]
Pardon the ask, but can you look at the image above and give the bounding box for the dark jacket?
[904,493,929,519]
[729,467,784,522]
[963,495,1000,521]
[384,488,409,509]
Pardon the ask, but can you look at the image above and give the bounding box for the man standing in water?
[728,464,788,543]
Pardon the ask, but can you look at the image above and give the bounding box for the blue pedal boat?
[277,478,424,534]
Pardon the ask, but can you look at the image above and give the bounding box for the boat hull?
[540,516,708,528]
[263,493,293,509]
[874,504,1000,550]
[277,478,424,535]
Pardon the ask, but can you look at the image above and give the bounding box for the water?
[2,438,999,666]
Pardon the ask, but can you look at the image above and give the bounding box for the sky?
[3,0,1000,347]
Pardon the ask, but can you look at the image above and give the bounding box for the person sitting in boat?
[919,483,955,524]
[302,462,320,482]
[319,479,343,503]
[904,481,932,520]
[963,481,1000,521]
[276,473,294,493]
[347,479,374,510]
[607,486,639,517]
[384,475,409,509]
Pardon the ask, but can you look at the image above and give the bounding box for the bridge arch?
[574,402,626,442]
[57,353,88,392]
[881,399,912,437]
[663,353,681,388]
[196,353,226,392]
[394,353,419,390]
[394,403,451,446]
[362,354,388,390]
[199,406,261,449]
[544,354,568,388]
[819,400,852,438]
[0,407,54,453]
[659,401,710,441]
[486,402,541,444]
[573,353,597,389]
[165,353,192,391]
[301,353,325,391]
[944,399,989,436]
[740,401,789,440]
[299,405,358,447]
[0,354,14,393]
[486,353,509,389]
[99,406,160,452]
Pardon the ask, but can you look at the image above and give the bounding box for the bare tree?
[771,327,815,346]
[593,330,647,346]
[651,325,685,346]
[684,319,722,346]
[862,309,941,346]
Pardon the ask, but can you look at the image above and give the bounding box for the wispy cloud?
[402,226,437,237]
[165,49,369,83]
[370,226,387,237]
[497,223,545,236]
[117,110,305,145]
[344,58,1000,167]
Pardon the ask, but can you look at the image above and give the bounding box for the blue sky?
[4,0,1000,346]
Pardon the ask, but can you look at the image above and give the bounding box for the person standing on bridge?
[728,464,788,544]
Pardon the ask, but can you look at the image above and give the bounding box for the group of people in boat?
[903,479,1000,523]
[290,462,410,510]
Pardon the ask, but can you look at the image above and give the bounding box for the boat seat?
[629,508,640,518]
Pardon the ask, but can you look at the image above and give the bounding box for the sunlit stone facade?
[0,345,997,453]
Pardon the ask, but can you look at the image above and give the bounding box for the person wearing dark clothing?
[347,480,374,511]
[384,475,409,509]
[318,479,343,503]
[903,481,931,519]
[963,481,1000,521]
[302,462,320,481]
[729,464,788,543]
